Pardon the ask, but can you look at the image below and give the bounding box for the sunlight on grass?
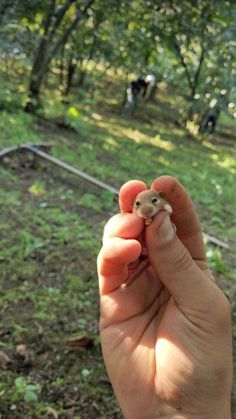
[103,137,120,149]
[123,128,147,143]
[208,150,236,173]
[203,141,219,151]
[216,156,236,173]
[91,112,103,120]
[186,120,199,136]
[152,135,174,151]
[9,116,17,125]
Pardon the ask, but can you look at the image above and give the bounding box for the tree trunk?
[64,54,77,95]
[25,38,50,112]
[59,45,65,86]
[186,44,205,122]
[25,0,95,113]
[75,34,97,88]
[77,68,86,86]
[24,0,56,113]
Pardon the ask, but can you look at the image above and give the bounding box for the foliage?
[0,0,235,121]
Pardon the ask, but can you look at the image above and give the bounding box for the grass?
[0,163,119,418]
[0,67,235,417]
[49,89,236,241]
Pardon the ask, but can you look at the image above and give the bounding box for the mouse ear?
[159,191,167,200]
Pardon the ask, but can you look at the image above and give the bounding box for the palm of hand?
[98,177,232,419]
[100,267,205,417]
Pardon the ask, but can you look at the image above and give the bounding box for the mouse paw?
[164,203,173,214]
[145,218,152,225]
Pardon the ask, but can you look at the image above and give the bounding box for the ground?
[0,77,235,418]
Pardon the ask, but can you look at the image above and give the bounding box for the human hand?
[97,176,232,419]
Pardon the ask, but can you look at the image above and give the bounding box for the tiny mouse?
[124,190,174,287]
[133,190,172,225]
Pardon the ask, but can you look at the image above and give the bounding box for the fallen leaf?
[65,334,94,349]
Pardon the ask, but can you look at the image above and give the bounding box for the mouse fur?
[133,190,172,225]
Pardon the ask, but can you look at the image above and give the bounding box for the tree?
[157,0,236,125]
[25,0,95,113]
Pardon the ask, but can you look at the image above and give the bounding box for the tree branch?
[42,0,56,36]
[48,0,75,43]
[191,42,205,98]
[173,38,193,91]
[49,0,96,62]
[190,5,210,98]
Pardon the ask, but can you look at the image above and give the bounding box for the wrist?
[121,395,232,419]
[126,403,232,419]
[161,405,231,419]
[124,408,231,419]
[166,406,231,419]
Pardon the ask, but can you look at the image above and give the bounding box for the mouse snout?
[140,204,155,219]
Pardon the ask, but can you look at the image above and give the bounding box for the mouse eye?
[152,198,159,203]
[135,201,140,206]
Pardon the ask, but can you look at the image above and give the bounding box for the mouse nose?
[141,205,154,218]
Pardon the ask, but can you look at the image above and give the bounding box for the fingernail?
[157,215,175,240]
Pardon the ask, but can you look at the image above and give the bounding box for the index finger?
[119,176,206,262]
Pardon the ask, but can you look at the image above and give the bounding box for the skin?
[97,176,232,419]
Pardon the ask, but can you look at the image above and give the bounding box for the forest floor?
[0,76,235,418]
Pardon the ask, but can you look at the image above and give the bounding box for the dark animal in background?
[124,78,148,115]
[200,105,221,134]
[203,113,217,133]
[200,100,223,134]
[123,74,156,115]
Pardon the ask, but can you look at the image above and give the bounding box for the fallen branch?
[0,143,52,159]
[0,143,229,249]
[203,232,229,249]
[25,145,118,196]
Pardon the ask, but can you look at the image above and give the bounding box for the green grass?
[48,91,236,241]
[1,69,235,243]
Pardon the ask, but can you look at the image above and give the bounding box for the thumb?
[146,214,218,312]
